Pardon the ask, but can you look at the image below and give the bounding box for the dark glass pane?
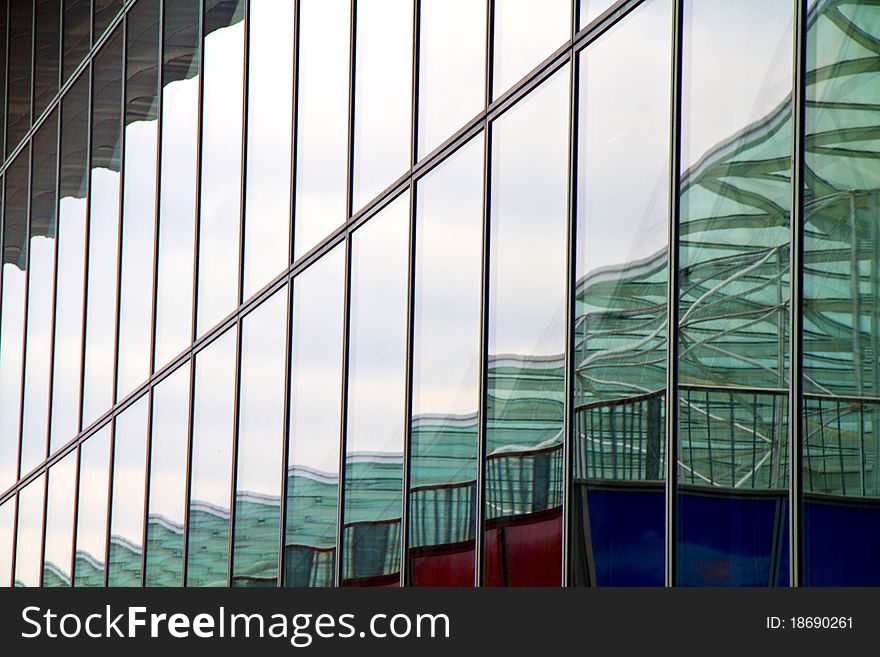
[73,426,111,586]
[485,67,568,587]
[63,0,91,84]
[572,0,670,587]
[107,394,149,587]
[188,328,236,587]
[803,0,880,585]
[154,0,200,367]
[145,365,191,587]
[20,112,59,476]
[0,149,30,491]
[285,246,344,587]
[94,0,122,43]
[677,0,792,587]
[82,30,123,429]
[34,0,62,118]
[493,0,568,99]
[233,289,287,586]
[6,0,33,155]
[0,1,8,152]
[417,0,486,160]
[293,0,349,260]
[408,138,483,586]
[0,501,13,587]
[14,475,47,587]
[116,0,160,398]
[242,0,294,298]
[197,0,245,335]
[43,451,77,586]
[342,193,409,587]
[49,73,89,452]
[352,0,413,212]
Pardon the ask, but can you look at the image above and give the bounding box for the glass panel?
[63,0,91,85]
[351,0,413,212]
[116,0,160,398]
[493,0,569,99]
[20,112,59,475]
[579,0,616,29]
[0,501,12,587]
[94,0,123,42]
[73,426,111,586]
[188,328,236,587]
[107,395,149,587]
[485,67,569,587]
[81,30,123,428]
[6,0,33,155]
[408,138,483,587]
[572,0,670,587]
[196,0,245,335]
[293,0,349,261]
[285,246,344,587]
[49,73,89,451]
[803,0,880,585]
[0,1,7,154]
[242,0,294,298]
[154,0,200,367]
[43,451,77,586]
[145,365,191,587]
[342,192,409,587]
[677,0,792,587]
[417,0,486,160]
[34,0,62,118]
[14,475,47,587]
[0,150,30,491]
[233,289,287,586]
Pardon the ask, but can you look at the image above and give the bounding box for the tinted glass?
[43,451,77,586]
[34,0,62,118]
[74,426,112,586]
[94,0,123,42]
[6,0,33,155]
[63,0,91,84]
[343,192,409,587]
[485,67,569,586]
[14,475,47,587]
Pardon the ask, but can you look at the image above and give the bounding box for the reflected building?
[1,0,879,588]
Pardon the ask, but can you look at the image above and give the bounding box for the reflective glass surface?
[242,0,294,299]
[73,426,111,586]
[343,193,410,587]
[6,0,33,155]
[233,289,288,586]
[94,0,124,43]
[43,451,77,586]
[677,0,792,587]
[352,0,413,212]
[485,66,569,587]
[14,475,47,587]
[573,0,671,587]
[285,247,345,587]
[63,0,91,84]
[34,0,62,118]
[408,138,483,586]
[188,328,236,587]
[579,0,617,29]
[0,501,12,587]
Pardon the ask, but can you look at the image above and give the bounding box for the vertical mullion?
[67,444,81,586]
[788,0,807,589]
[16,130,35,486]
[664,0,683,589]
[561,0,579,588]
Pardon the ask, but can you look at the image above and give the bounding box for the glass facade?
[0,0,878,588]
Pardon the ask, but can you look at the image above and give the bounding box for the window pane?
[579,0,616,29]
[285,246,344,587]
[14,475,47,587]
[493,0,569,99]
[6,0,33,155]
[34,0,62,118]
[242,0,294,299]
[116,0,160,398]
[417,0,486,159]
[74,426,111,586]
[20,113,59,476]
[107,395,149,587]
[352,0,413,212]
[0,150,30,491]
[677,0,792,587]
[43,451,77,586]
[233,289,287,586]
[343,192,409,587]
[82,30,123,428]
[94,0,123,42]
[485,67,569,587]
[63,0,91,85]
[408,138,483,586]
[293,0,349,260]
[197,0,245,335]
[145,365,191,587]
[0,501,12,587]
[49,73,89,452]
[188,328,236,587]
[573,0,670,587]
[154,0,200,367]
